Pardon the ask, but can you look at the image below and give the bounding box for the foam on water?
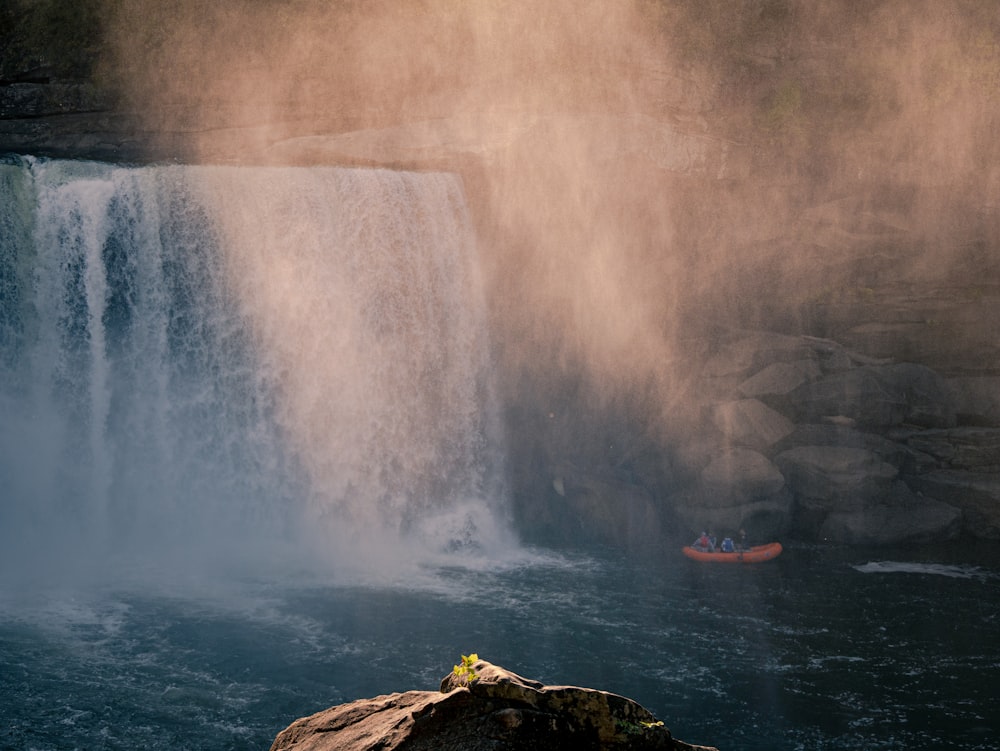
[852,560,989,579]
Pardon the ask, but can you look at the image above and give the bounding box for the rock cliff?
[269,660,717,751]
[676,331,996,544]
[3,0,998,550]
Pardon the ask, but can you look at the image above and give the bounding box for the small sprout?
[452,653,479,684]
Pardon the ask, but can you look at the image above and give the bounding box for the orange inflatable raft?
[681,542,783,563]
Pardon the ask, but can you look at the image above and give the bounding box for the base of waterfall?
[1,156,511,585]
[269,659,718,751]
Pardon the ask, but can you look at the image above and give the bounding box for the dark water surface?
[2,541,998,751]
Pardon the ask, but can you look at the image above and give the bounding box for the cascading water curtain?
[0,157,507,578]
[0,158,302,568]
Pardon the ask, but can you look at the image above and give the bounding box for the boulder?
[269,660,718,751]
[673,449,792,538]
[818,481,962,544]
[946,376,1000,426]
[905,470,1000,539]
[737,359,822,398]
[789,363,957,429]
[801,335,857,373]
[774,445,898,511]
[904,427,1000,472]
[701,330,817,381]
[674,490,794,542]
[774,423,935,474]
[710,399,794,450]
[699,448,786,505]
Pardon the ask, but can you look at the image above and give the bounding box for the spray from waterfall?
[0,157,510,586]
[98,0,1000,427]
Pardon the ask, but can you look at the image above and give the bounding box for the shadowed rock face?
[269,661,717,751]
[665,331,1000,545]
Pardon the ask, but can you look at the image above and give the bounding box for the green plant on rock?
[616,718,665,736]
[452,653,479,684]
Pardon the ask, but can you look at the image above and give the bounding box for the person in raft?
[693,531,715,552]
[720,536,736,553]
[738,529,748,551]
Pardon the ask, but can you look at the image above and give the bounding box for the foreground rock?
[270,660,717,751]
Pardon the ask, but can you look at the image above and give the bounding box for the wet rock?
[533,471,664,548]
[264,114,746,178]
[684,331,990,544]
[774,445,898,511]
[826,284,1000,377]
[818,481,962,544]
[711,398,795,450]
[699,448,786,504]
[775,423,935,474]
[905,427,1000,472]
[674,448,793,538]
[737,359,822,399]
[789,363,957,429]
[702,330,818,381]
[947,376,1000,426]
[906,471,1000,539]
[675,489,794,542]
[269,660,718,751]
[0,81,109,119]
[0,110,146,162]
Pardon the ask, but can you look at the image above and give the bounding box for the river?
[2,157,998,750]
[2,539,998,751]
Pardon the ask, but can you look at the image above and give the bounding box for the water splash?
[852,561,991,580]
[0,157,510,584]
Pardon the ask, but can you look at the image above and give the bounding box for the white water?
[852,561,991,580]
[0,157,512,585]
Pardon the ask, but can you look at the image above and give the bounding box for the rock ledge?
[269,660,717,751]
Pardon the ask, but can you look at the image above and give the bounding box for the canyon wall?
[3,0,998,547]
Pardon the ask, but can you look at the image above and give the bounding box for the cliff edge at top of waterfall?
[269,659,717,751]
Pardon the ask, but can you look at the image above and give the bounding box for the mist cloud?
[102,0,1000,455]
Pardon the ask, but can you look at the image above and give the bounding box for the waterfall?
[0,156,508,580]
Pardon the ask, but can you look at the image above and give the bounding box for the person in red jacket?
[693,531,714,552]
